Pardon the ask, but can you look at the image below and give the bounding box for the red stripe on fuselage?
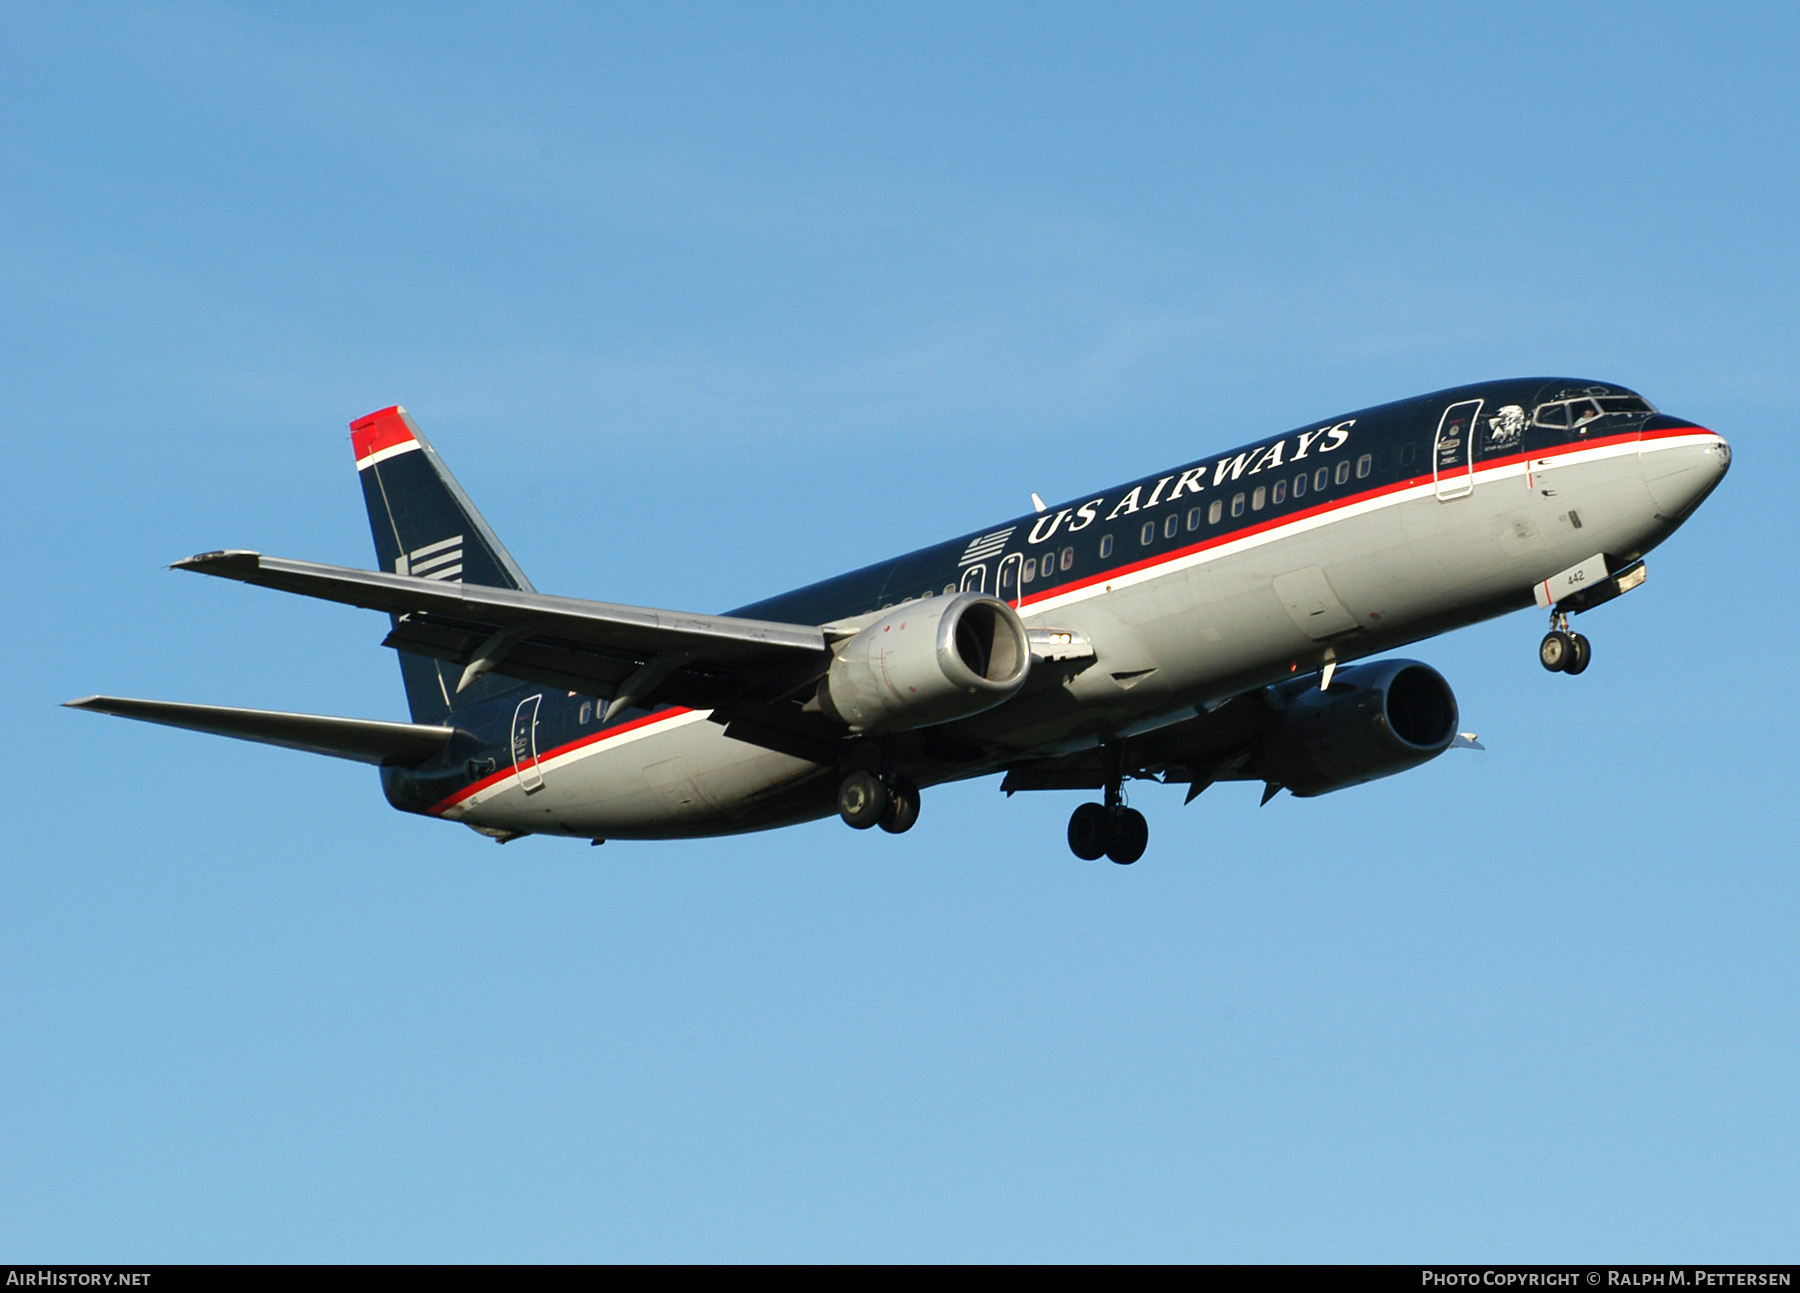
[429,705,694,816]
[1014,425,1703,611]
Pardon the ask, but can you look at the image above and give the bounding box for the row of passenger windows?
[1134,453,1372,544]
[1015,451,1376,579]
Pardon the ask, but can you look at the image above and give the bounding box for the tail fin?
[351,405,533,723]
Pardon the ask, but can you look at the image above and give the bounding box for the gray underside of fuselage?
[454,441,1677,841]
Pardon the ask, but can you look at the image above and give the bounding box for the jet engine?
[1258,659,1459,797]
[816,592,1031,733]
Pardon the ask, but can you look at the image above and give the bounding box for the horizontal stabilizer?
[64,696,460,766]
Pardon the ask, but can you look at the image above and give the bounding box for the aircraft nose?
[1641,426,1730,521]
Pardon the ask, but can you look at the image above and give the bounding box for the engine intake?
[817,593,1031,733]
[1259,659,1459,797]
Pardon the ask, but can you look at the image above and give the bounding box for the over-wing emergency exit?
[69,379,1729,863]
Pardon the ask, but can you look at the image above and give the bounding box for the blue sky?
[3,2,1795,1261]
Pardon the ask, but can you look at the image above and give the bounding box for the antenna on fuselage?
[1030,493,1048,513]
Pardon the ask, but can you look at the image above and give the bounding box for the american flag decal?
[958,526,1015,566]
[396,534,464,582]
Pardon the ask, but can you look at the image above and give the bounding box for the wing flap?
[65,696,460,766]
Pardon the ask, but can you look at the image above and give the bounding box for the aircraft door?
[1433,399,1482,500]
[511,694,545,794]
[996,553,1023,605]
[960,563,987,593]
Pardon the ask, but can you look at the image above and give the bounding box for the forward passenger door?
[1432,400,1483,501]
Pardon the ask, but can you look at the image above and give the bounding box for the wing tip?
[171,549,262,575]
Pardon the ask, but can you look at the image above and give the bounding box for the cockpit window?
[1533,393,1653,429]
[1567,398,1603,427]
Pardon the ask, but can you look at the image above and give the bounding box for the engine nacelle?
[1260,659,1459,797]
[817,593,1031,733]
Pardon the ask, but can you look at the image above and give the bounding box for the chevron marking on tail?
[396,534,465,582]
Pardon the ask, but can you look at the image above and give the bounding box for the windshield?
[1532,392,1654,429]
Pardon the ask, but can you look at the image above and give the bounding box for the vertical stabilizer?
[350,406,534,722]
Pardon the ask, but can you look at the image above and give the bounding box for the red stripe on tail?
[350,406,415,464]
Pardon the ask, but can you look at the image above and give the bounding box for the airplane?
[68,378,1729,864]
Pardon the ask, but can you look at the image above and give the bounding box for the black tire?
[1539,631,1571,672]
[1565,633,1592,676]
[837,770,888,830]
[879,776,921,834]
[1107,808,1148,865]
[1068,802,1110,860]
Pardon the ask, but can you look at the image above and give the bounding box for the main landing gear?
[837,769,921,834]
[1539,611,1591,676]
[1066,752,1148,865]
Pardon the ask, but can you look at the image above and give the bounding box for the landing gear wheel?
[1540,630,1573,672]
[837,770,888,830]
[1565,632,1592,675]
[879,776,921,834]
[1068,802,1110,861]
[1107,808,1148,865]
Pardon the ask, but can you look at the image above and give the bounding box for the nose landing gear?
[1539,611,1591,675]
[1066,752,1148,864]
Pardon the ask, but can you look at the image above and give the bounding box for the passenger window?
[579,701,592,724]
[1251,486,1266,511]
[1293,472,1307,498]
[1140,521,1155,545]
[1208,499,1223,524]
[1023,558,1036,582]
[1356,453,1372,479]
[1043,551,1056,574]
[1534,402,1570,428]
[1273,479,1287,504]
[1335,460,1350,485]
[1099,534,1114,559]
[1060,546,1074,571]
[1314,466,1329,491]
[1231,493,1245,518]
[1187,506,1203,531]
[1400,443,1417,466]
[1164,513,1179,538]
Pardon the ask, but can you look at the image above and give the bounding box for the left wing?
[175,549,834,719]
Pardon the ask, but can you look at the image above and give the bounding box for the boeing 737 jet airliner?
[70,379,1728,863]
